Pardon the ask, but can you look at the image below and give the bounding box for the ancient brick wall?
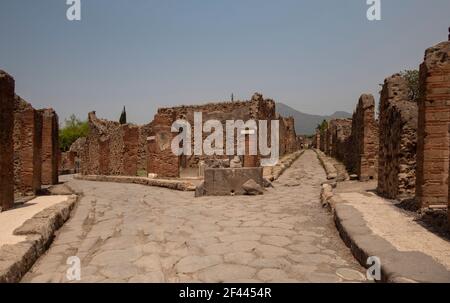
[330,119,352,164]
[81,112,139,176]
[377,74,418,200]
[0,71,15,211]
[416,41,450,208]
[348,94,379,181]
[13,96,42,196]
[40,109,59,185]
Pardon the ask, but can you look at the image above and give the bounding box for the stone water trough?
[195,167,265,197]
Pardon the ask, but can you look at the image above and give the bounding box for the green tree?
[59,114,89,152]
[317,120,328,132]
[400,69,419,102]
[119,106,127,124]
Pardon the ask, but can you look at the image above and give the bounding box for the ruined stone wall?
[156,93,277,169]
[60,151,76,174]
[331,119,352,164]
[81,112,139,176]
[40,109,59,185]
[348,94,379,181]
[377,74,418,200]
[0,71,15,211]
[416,41,450,208]
[13,96,42,196]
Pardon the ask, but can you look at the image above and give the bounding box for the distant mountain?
[276,103,352,135]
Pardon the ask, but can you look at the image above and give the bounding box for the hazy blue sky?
[1,0,449,124]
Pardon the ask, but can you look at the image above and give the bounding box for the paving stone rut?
[22,150,366,283]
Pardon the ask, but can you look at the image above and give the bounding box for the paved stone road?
[23,150,366,283]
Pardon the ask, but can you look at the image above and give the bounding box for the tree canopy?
[59,114,89,152]
[400,69,419,102]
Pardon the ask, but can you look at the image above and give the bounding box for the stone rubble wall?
[377,74,418,200]
[40,108,59,185]
[81,112,139,176]
[13,96,42,196]
[0,71,15,211]
[416,41,450,208]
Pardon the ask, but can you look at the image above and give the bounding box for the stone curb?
[319,184,450,283]
[313,149,338,180]
[0,195,78,283]
[74,175,196,191]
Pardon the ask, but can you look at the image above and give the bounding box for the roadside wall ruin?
[377,74,418,200]
[0,71,15,211]
[416,41,450,208]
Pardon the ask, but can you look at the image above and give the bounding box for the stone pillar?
[40,109,59,185]
[122,125,139,176]
[147,112,179,178]
[350,94,379,181]
[243,132,259,167]
[416,41,450,208]
[0,71,15,211]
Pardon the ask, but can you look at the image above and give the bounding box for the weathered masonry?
[416,41,450,208]
[331,119,352,166]
[377,74,418,200]
[40,109,59,185]
[81,112,140,176]
[348,94,379,181]
[0,71,15,211]
[13,96,42,196]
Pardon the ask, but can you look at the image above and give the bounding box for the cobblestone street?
[23,150,366,283]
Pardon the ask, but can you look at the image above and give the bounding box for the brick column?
[416,41,450,208]
[0,71,15,211]
[14,97,42,195]
[40,109,59,185]
[147,112,179,178]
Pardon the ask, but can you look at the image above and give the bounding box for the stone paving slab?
[23,150,366,283]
